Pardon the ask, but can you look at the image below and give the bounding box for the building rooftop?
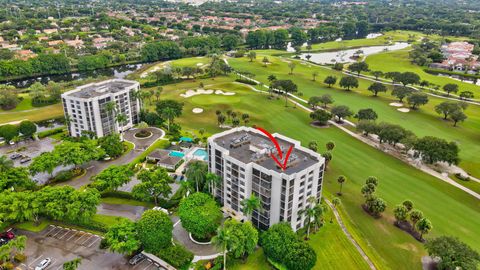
[212,128,321,174]
[63,79,138,99]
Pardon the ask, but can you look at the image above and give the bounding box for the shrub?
[100,190,135,199]
[37,127,65,139]
[14,253,26,263]
[235,78,257,85]
[51,168,84,183]
[157,244,194,269]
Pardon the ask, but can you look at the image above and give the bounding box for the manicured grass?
[0,103,63,125]
[160,77,480,270]
[92,214,129,228]
[450,177,480,195]
[228,54,480,178]
[230,248,270,270]
[14,220,51,232]
[366,49,480,96]
[101,197,154,208]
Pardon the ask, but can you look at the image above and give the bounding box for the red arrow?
[256,127,293,171]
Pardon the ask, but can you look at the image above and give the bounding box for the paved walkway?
[123,127,165,151]
[171,215,220,257]
[325,199,376,270]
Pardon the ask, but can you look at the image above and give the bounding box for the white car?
[152,206,169,215]
[35,258,52,270]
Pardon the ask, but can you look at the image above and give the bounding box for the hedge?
[100,190,135,199]
[235,78,258,85]
[37,127,65,139]
[423,68,480,80]
[157,244,194,269]
[50,168,85,184]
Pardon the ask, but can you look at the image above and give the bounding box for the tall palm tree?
[241,194,262,221]
[206,172,221,194]
[155,86,163,101]
[299,206,316,239]
[0,155,14,172]
[104,101,118,133]
[160,107,176,131]
[330,197,341,223]
[337,175,347,196]
[212,225,231,270]
[185,161,207,192]
[116,113,128,140]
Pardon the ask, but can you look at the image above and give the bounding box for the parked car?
[129,253,144,265]
[152,206,169,215]
[0,239,7,246]
[35,258,52,270]
[19,157,31,164]
[9,153,22,160]
[0,231,15,240]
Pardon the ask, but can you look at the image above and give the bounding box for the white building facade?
[207,127,325,231]
[61,79,141,138]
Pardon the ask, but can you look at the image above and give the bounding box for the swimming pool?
[193,149,208,161]
[169,150,185,158]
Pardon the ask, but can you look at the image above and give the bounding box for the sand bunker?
[192,108,204,114]
[397,108,410,113]
[215,90,235,96]
[140,61,171,78]
[389,102,404,107]
[181,89,236,98]
[196,63,203,66]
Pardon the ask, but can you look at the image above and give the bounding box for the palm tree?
[0,155,14,172]
[160,107,176,131]
[116,113,128,140]
[337,175,346,195]
[180,180,194,197]
[330,197,341,223]
[155,87,163,101]
[104,101,118,133]
[299,206,316,239]
[185,161,207,192]
[241,194,262,221]
[205,172,221,194]
[212,225,231,270]
[313,203,326,232]
[288,62,296,75]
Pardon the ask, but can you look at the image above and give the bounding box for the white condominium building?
[207,127,325,231]
[61,79,141,138]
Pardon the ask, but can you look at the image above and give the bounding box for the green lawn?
[0,103,63,125]
[100,197,154,208]
[228,54,480,178]
[158,76,480,270]
[366,49,480,96]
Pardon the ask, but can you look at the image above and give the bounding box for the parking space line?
[44,225,56,235]
[66,231,79,241]
[46,227,60,236]
[141,262,153,270]
[28,255,43,267]
[51,228,64,238]
[87,237,101,248]
[132,259,147,269]
[75,232,88,243]
[80,234,95,245]
[55,265,63,270]
[58,229,72,239]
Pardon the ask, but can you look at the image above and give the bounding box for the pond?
[3,63,144,88]
[300,42,410,64]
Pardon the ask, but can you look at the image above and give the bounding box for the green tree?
[337,175,346,195]
[222,219,258,259]
[0,155,13,173]
[284,241,317,270]
[407,92,429,109]
[326,141,336,151]
[308,141,318,152]
[309,110,331,126]
[271,79,298,107]
[397,72,420,86]
[205,172,221,194]
[409,209,424,228]
[18,121,37,138]
[92,165,133,191]
[137,210,173,253]
[393,204,409,224]
[260,223,297,264]
[339,76,359,91]
[443,83,459,96]
[132,168,173,205]
[323,75,337,87]
[416,218,432,240]
[241,194,262,221]
[450,110,467,127]
[248,51,256,62]
[99,134,124,158]
[63,258,82,270]
[413,136,459,165]
[425,236,480,270]
[355,108,378,121]
[288,62,296,75]
[319,94,334,108]
[402,200,414,212]
[459,91,474,100]
[185,160,208,192]
[348,61,369,76]
[372,71,384,80]
[331,105,353,122]
[366,196,387,217]
[391,86,413,102]
[0,124,19,143]
[312,71,319,81]
[262,56,269,67]
[212,224,231,270]
[155,100,184,132]
[105,219,140,255]
[29,152,60,178]
[178,193,222,239]
[434,101,464,120]
[367,82,387,96]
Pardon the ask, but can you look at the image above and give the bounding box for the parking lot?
[0,137,56,167]
[18,225,149,270]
